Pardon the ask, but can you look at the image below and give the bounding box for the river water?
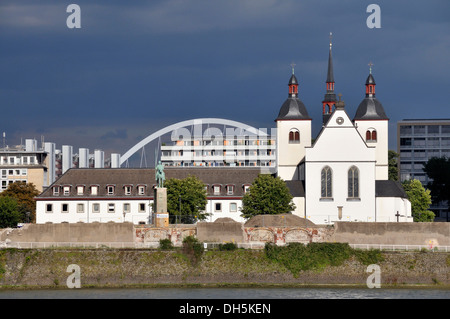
[1,287,449,299]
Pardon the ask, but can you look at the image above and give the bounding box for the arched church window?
[348,166,359,198]
[366,129,377,142]
[289,129,300,144]
[321,166,332,198]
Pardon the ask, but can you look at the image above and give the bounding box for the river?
[1,287,449,299]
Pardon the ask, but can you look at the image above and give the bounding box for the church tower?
[275,65,312,181]
[353,63,389,180]
[322,33,337,125]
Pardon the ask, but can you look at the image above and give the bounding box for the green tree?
[166,175,208,223]
[423,156,450,216]
[402,179,434,222]
[241,174,295,219]
[0,196,21,228]
[388,150,399,181]
[0,181,40,223]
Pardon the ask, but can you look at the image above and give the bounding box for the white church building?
[35,39,412,225]
[276,41,412,224]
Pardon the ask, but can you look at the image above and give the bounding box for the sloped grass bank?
[0,243,449,289]
[264,242,384,277]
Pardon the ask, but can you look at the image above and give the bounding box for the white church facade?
[276,41,412,224]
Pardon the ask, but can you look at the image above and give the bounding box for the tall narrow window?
[366,129,377,142]
[348,166,359,198]
[289,129,300,144]
[321,166,332,198]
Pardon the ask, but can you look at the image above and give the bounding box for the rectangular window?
[92,203,100,213]
[77,186,84,195]
[124,186,132,195]
[77,203,84,213]
[108,203,115,213]
[91,186,98,195]
[230,203,237,212]
[107,186,115,195]
[46,204,53,213]
[63,186,70,195]
[138,186,145,195]
[139,203,146,212]
[123,203,130,213]
[226,185,234,195]
[53,187,59,195]
[62,203,69,213]
[215,203,222,212]
[213,185,220,195]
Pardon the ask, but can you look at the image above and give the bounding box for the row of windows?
[400,137,450,147]
[0,156,37,165]
[400,124,450,135]
[45,202,240,214]
[46,202,148,214]
[1,169,27,178]
[320,166,359,199]
[53,184,250,196]
[53,185,148,196]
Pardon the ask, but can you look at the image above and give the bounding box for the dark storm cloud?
[0,0,448,157]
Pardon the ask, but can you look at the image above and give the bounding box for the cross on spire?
[368,61,374,74]
[290,62,296,74]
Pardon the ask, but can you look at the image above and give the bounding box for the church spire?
[288,62,299,98]
[322,32,337,124]
[366,61,376,97]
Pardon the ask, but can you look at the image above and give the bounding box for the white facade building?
[36,168,260,224]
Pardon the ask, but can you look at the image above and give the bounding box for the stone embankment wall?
[1,220,450,247]
[0,249,449,288]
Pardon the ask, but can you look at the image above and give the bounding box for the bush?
[182,236,204,265]
[219,242,238,251]
[264,242,383,277]
[159,239,173,250]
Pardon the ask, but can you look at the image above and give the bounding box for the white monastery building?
[36,39,412,225]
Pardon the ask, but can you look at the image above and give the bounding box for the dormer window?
[91,185,98,195]
[213,185,221,195]
[76,185,84,195]
[124,185,132,195]
[63,186,71,196]
[53,186,59,196]
[138,185,146,195]
[107,185,115,195]
[226,185,235,195]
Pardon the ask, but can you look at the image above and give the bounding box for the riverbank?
[1,248,449,289]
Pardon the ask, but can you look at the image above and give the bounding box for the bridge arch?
[119,118,269,166]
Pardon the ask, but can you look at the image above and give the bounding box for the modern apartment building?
[397,119,450,219]
[160,132,276,170]
[0,139,50,192]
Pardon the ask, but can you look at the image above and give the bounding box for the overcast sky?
[0,0,449,164]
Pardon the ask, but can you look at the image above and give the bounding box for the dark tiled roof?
[375,180,408,198]
[275,97,311,121]
[39,167,262,199]
[353,97,388,121]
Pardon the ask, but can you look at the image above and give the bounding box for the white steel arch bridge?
[119,118,272,167]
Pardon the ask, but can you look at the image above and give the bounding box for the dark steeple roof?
[354,72,389,121]
[326,43,335,83]
[275,71,311,121]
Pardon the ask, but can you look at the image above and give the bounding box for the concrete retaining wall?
[1,223,135,243]
[331,222,450,246]
[1,221,450,248]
